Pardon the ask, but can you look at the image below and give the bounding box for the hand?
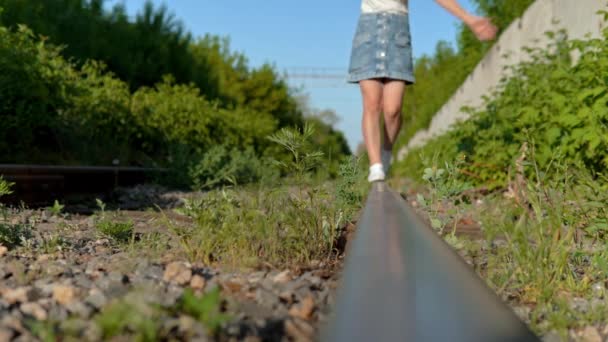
[465,16,498,41]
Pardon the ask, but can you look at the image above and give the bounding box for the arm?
[434,0,498,41]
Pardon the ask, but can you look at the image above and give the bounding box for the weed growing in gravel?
[0,223,32,248]
[170,125,358,267]
[416,154,471,235]
[48,200,64,216]
[28,319,58,342]
[96,295,161,341]
[417,151,608,336]
[93,198,135,244]
[335,155,367,222]
[93,289,228,340]
[39,233,69,254]
[268,122,324,184]
[96,220,134,244]
[0,176,12,197]
[175,287,230,335]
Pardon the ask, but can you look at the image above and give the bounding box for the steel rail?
[0,164,166,174]
[0,164,166,206]
[322,182,539,342]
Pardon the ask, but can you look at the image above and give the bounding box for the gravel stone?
[163,261,192,285]
[580,326,601,342]
[570,297,590,313]
[190,275,206,290]
[542,331,564,342]
[288,296,316,320]
[513,306,531,321]
[0,327,14,341]
[53,285,77,305]
[272,270,292,284]
[2,287,38,305]
[66,301,94,318]
[20,302,47,321]
[256,288,280,309]
[248,271,266,285]
[284,318,314,341]
[85,289,107,309]
[591,282,605,298]
[301,272,322,288]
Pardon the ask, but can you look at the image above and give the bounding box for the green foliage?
[268,123,324,182]
[399,25,608,188]
[0,223,32,248]
[96,220,134,244]
[0,176,13,197]
[95,294,160,342]
[130,77,278,157]
[0,0,194,91]
[189,145,278,190]
[0,24,76,162]
[171,138,357,267]
[176,287,230,335]
[396,0,535,149]
[48,200,64,216]
[28,319,58,342]
[415,153,608,335]
[0,1,350,186]
[335,155,367,221]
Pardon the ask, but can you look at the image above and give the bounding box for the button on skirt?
[347,12,415,84]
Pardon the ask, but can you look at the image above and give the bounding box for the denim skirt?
[347,12,415,84]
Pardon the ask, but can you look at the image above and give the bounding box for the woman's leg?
[381,80,406,151]
[360,79,384,167]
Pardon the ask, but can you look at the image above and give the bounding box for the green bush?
[189,145,278,190]
[0,25,77,162]
[397,22,608,188]
[0,8,350,187]
[395,0,535,150]
[130,77,278,159]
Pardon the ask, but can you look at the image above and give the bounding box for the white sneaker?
[381,148,393,174]
[368,163,385,182]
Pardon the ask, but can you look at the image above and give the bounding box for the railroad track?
[322,182,540,342]
[0,164,165,207]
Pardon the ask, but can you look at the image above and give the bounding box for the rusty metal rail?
[322,182,539,342]
[0,164,165,206]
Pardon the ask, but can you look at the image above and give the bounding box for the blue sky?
[106,0,478,151]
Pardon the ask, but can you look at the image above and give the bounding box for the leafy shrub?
[0,25,77,162]
[0,223,32,248]
[0,15,349,187]
[395,0,535,149]
[189,145,277,190]
[398,21,608,188]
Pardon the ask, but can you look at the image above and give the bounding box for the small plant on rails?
[267,122,324,185]
[94,198,134,244]
[417,153,471,235]
[0,176,12,198]
[48,200,64,216]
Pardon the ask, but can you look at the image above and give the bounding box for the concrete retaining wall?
[398,0,607,160]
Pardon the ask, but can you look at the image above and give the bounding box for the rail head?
[322,182,539,342]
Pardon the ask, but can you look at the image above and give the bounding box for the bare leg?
[381,80,406,150]
[360,79,384,165]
